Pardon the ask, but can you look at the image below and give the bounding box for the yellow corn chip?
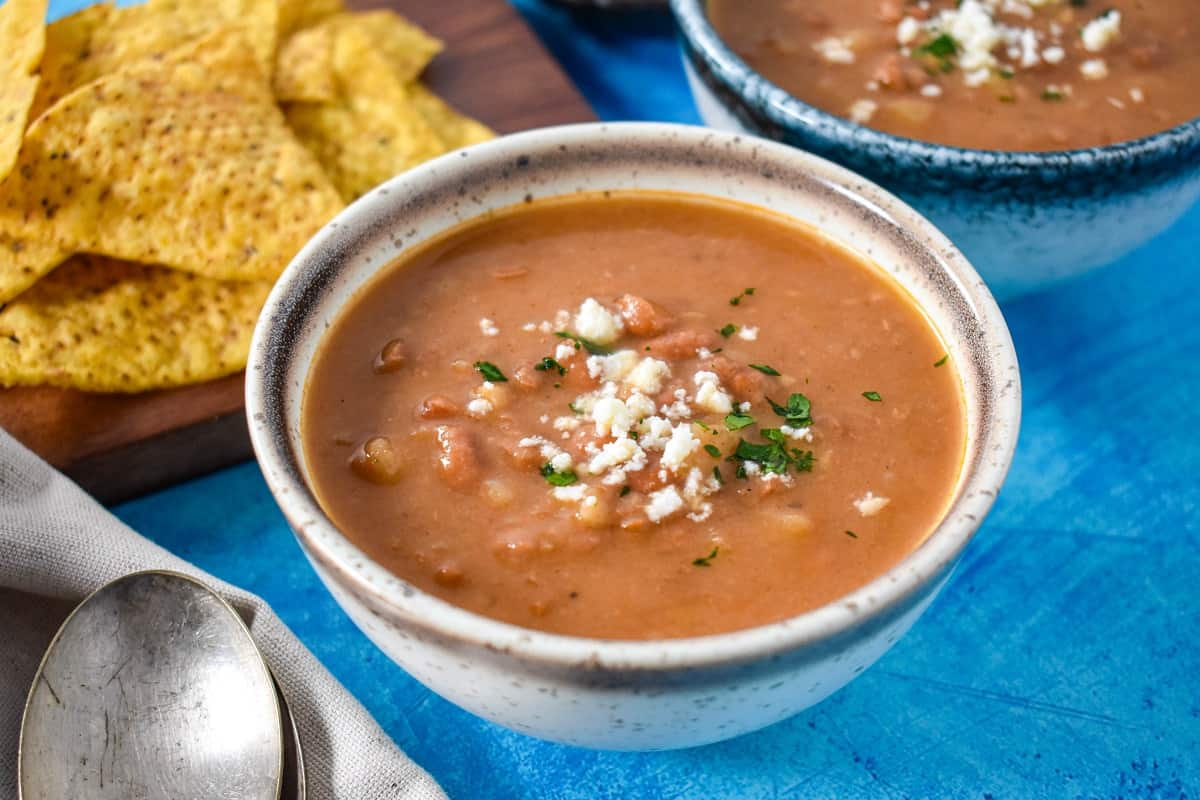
[0,0,48,182]
[339,10,442,84]
[409,83,494,151]
[273,10,441,105]
[273,21,336,103]
[30,0,278,123]
[0,254,271,391]
[284,25,448,201]
[278,0,344,37]
[0,28,344,303]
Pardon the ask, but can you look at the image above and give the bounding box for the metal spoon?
[18,570,284,800]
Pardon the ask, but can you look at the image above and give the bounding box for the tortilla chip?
[278,0,344,38]
[340,10,442,84]
[30,0,278,123]
[0,0,48,182]
[409,83,494,151]
[0,254,270,391]
[284,25,448,201]
[273,21,336,103]
[0,28,344,303]
[273,10,440,105]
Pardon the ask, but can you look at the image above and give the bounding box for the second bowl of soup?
[673,0,1200,298]
[247,122,1020,749]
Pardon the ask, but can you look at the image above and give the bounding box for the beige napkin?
[0,430,447,800]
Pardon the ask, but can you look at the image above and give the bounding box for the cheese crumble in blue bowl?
[671,0,1200,299]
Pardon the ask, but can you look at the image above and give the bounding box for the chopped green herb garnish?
[718,323,738,338]
[729,287,756,306]
[694,419,712,432]
[918,33,959,59]
[568,401,581,414]
[539,462,578,487]
[998,67,1014,80]
[692,546,720,567]
[731,428,815,476]
[619,485,631,497]
[554,330,610,355]
[711,347,724,354]
[1041,87,1065,102]
[845,530,859,539]
[767,393,813,428]
[724,411,756,431]
[704,444,721,458]
[534,356,567,376]
[713,466,724,484]
[862,391,883,402]
[934,354,949,367]
[473,361,507,382]
[749,363,780,376]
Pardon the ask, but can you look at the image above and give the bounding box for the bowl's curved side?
[672,0,1200,298]
[247,122,1020,748]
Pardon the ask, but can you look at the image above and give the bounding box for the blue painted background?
[42,0,1199,796]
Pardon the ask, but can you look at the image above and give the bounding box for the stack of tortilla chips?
[0,0,492,392]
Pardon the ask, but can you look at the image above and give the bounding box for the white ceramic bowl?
[246,122,1021,750]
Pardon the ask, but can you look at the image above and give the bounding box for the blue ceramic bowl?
[670,0,1200,300]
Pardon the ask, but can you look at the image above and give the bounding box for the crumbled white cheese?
[549,452,573,472]
[553,415,581,432]
[591,397,634,437]
[780,425,813,442]
[1080,58,1108,80]
[1129,87,1145,104]
[737,326,759,342]
[963,67,991,88]
[588,437,643,474]
[692,371,732,415]
[645,485,685,522]
[627,357,671,395]
[518,435,565,461]
[738,401,752,413]
[813,36,855,64]
[897,16,921,45]
[522,322,537,332]
[637,416,675,451]
[573,298,623,345]
[625,392,657,420]
[555,342,577,362]
[466,398,493,418]
[934,0,1003,73]
[586,350,638,382]
[920,83,944,98]
[552,485,588,503]
[1081,10,1120,53]
[1042,45,1065,64]
[853,491,892,517]
[848,98,878,124]
[479,318,499,337]
[539,414,550,424]
[660,423,700,472]
[1016,28,1040,68]
[696,347,713,359]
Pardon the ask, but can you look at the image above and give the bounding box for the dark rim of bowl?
[670,0,1200,178]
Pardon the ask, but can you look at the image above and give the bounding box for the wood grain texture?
[0,0,594,504]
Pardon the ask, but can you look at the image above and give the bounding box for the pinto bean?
[703,354,764,400]
[434,424,482,490]
[644,328,718,360]
[872,53,909,91]
[373,338,407,373]
[433,563,465,588]
[616,294,674,337]
[416,394,459,420]
[876,0,903,23]
[348,436,405,484]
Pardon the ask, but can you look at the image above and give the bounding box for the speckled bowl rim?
[247,122,1021,672]
[670,0,1200,176]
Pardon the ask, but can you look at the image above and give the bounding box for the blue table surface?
[42,1,1198,797]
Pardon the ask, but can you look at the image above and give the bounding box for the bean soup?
[302,193,965,639]
[710,0,1200,151]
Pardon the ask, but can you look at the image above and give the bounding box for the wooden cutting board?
[0,0,595,504]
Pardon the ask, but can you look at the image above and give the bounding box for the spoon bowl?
[18,570,284,800]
